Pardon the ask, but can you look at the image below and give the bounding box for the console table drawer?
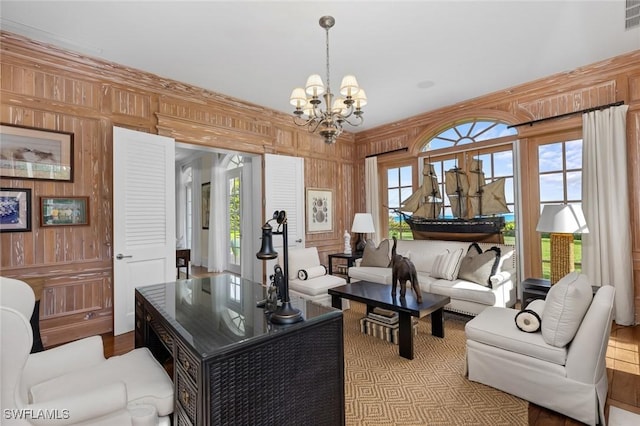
[176,368,198,424]
[176,342,199,384]
[146,313,174,353]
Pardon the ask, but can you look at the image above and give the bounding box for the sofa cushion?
[360,239,390,267]
[30,347,175,416]
[457,243,501,287]
[465,307,567,366]
[429,279,497,306]
[289,274,347,296]
[430,248,464,280]
[348,266,393,285]
[541,272,593,348]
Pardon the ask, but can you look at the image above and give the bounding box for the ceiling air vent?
[627,0,640,29]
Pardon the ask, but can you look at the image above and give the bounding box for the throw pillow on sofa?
[360,239,390,267]
[430,248,464,280]
[457,243,501,287]
[541,272,593,348]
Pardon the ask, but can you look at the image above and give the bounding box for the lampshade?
[305,74,325,96]
[339,75,360,97]
[332,98,346,114]
[289,88,308,108]
[351,213,375,233]
[536,204,589,234]
[354,89,368,108]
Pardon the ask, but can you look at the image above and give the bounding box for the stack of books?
[359,308,418,345]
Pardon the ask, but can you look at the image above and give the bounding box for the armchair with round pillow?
[465,272,615,426]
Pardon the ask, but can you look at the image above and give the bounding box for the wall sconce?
[256,210,303,324]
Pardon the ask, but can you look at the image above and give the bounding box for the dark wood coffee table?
[329,281,450,360]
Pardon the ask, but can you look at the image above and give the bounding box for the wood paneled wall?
[0,32,354,346]
[352,50,640,324]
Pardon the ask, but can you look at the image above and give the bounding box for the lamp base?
[550,233,575,285]
[269,301,303,324]
[354,233,367,254]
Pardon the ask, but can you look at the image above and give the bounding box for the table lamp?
[351,213,375,254]
[256,210,303,324]
[536,204,589,284]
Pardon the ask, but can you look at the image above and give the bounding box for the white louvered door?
[263,154,305,277]
[113,126,176,335]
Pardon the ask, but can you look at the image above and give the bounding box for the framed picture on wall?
[0,123,74,182]
[40,196,89,226]
[0,188,32,232]
[202,182,211,229]
[306,188,333,233]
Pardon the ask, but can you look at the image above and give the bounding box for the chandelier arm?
[340,114,364,127]
[308,119,324,134]
[293,115,317,127]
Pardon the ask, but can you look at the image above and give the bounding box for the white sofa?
[465,273,614,426]
[348,239,517,315]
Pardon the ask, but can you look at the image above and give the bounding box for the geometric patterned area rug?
[343,302,528,425]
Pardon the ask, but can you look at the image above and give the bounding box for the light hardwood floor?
[102,267,640,425]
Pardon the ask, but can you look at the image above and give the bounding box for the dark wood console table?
[135,275,345,425]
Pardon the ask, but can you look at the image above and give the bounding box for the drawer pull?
[181,389,190,406]
[146,313,152,322]
[182,359,190,370]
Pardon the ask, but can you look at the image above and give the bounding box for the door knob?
[116,254,133,260]
[295,239,302,243]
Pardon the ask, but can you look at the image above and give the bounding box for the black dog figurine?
[390,236,422,303]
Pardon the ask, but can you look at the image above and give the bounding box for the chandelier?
[289,16,367,144]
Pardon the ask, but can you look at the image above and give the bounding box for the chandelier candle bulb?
[290,15,366,144]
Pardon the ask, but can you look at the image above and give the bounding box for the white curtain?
[582,105,634,325]
[191,159,202,266]
[208,154,227,272]
[365,156,381,244]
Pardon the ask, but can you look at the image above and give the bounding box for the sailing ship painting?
[398,158,510,242]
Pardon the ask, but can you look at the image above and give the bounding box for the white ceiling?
[1,1,639,132]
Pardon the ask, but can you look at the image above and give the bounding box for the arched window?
[421,119,517,152]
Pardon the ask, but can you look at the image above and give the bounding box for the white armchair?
[1,277,174,426]
[465,272,615,425]
[285,247,348,310]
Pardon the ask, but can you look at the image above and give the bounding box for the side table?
[327,253,362,283]
[521,278,551,309]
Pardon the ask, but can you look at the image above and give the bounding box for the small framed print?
[306,188,333,233]
[0,123,74,182]
[0,188,32,232]
[40,196,89,227]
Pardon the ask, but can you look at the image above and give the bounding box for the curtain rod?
[366,147,408,158]
[507,101,625,129]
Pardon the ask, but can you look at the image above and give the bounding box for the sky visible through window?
[539,139,582,203]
